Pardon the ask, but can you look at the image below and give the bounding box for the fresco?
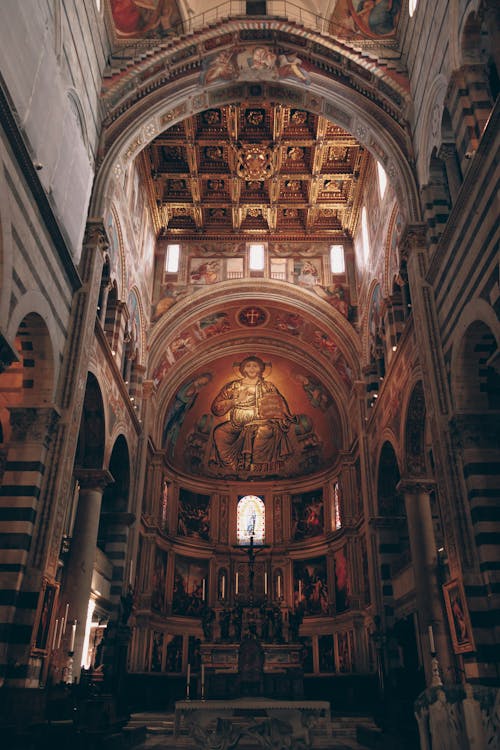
[161,354,342,480]
[330,0,401,39]
[203,46,311,85]
[110,0,182,39]
[172,555,208,617]
[294,557,329,616]
[291,490,324,540]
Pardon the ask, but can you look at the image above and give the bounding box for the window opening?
[330,244,345,275]
[237,495,265,545]
[165,243,180,273]
[249,243,265,271]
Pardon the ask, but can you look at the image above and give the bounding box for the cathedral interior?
[0,1,499,748]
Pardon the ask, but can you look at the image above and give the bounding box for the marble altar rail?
[174,697,331,749]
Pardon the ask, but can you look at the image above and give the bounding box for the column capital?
[142,380,155,400]
[8,406,60,444]
[83,218,109,253]
[400,223,427,260]
[397,477,436,495]
[74,468,114,491]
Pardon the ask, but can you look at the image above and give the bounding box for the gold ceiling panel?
[145,103,369,238]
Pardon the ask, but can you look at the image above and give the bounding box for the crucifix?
[235,536,268,602]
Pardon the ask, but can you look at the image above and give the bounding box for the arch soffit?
[415,73,449,187]
[449,298,500,409]
[149,279,361,371]
[360,277,382,365]
[6,294,59,399]
[106,429,132,475]
[400,375,427,478]
[457,1,482,68]
[85,365,109,461]
[0,171,13,331]
[92,25,419,225]
[375,430,401,481]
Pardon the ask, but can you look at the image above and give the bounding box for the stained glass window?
[237,495,265,545]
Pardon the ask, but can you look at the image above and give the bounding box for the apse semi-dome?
[161,352,342,480]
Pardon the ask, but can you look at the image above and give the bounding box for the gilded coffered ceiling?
[144,103,369,238]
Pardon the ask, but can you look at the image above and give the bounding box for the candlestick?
[186,663,191,700]
[63,603,69,634]
[235,572,239,595]
[428,625,435,653]
[221,574,225,600]
[69,620,77,652]
[277,574,281,599]
[264,571,268,595]
[52,619,59,650]
[202,578,206,601]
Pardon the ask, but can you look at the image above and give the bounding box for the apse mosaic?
[161,354,342,480]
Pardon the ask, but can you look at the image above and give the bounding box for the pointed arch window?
[237,495,265,545]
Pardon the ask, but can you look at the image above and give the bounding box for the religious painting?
[203,46,311,85]
[189,258,221,285]
[172,556,208,617]
[329,0,401,39]
[110,0,182,39]
[151,547,167,613]
[32,579,59,654]
[177,489,210,540]
[151,631,164,672]
[334,547,350,613]
[294,557,329,616]
[199,312,231,338]
[294,258,321,287]
[291,490,324,540]
[314,284,350,319]
[299,636,314,673]
[166,634,183,672]
[319,634,335,673]
[443,579,475,654]
[337,631,351,672]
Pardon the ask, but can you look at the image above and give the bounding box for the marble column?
[60,468,113,679]
[398,478,452,684]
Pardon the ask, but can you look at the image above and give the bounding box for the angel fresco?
[110,0,181,39]
[203,45,310,85]
[209,356,297,475]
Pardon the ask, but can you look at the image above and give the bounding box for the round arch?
[90,22,420,226]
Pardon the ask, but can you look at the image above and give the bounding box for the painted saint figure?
[210,356,296,474]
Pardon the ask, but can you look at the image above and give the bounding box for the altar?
[174,697,332,749]
[199,641,305,699]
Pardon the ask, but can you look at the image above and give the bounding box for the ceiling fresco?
[162,353,342,480]
[109,0,182,39]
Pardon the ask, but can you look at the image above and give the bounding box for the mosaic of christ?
[162,354,341,480]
